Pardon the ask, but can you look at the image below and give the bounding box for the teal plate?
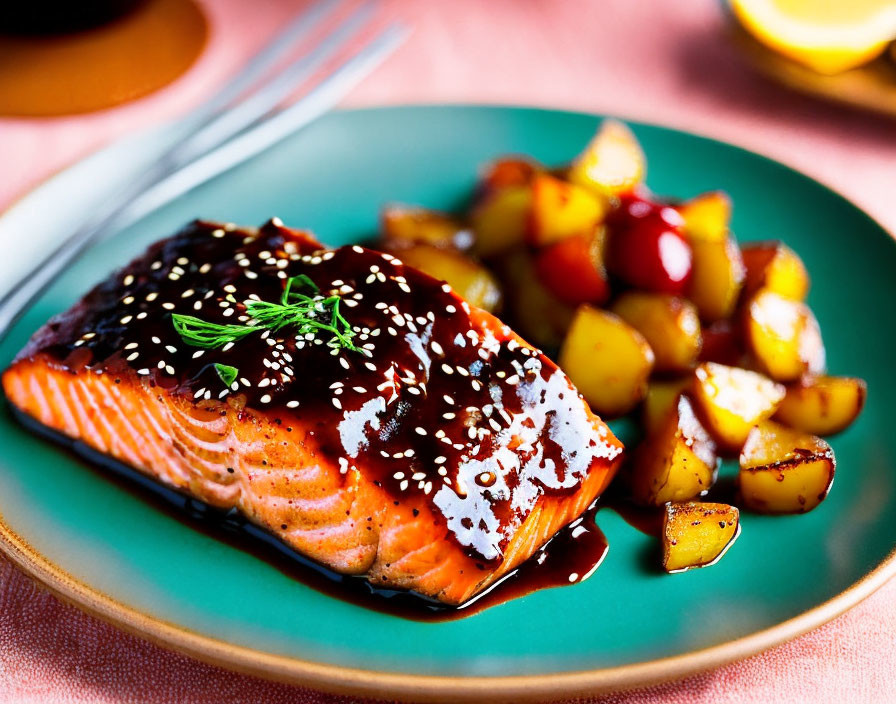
[1,106,895,701]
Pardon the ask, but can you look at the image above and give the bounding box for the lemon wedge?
[731,0,896,74]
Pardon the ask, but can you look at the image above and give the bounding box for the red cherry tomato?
[606,195,692,296]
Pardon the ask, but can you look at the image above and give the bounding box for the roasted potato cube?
[774,375,867,436]
[470,185,532,258]
[631,396,719,506]
[738,420,835,513]
[567,119,645,197]
[662,501,740,573]
[381,205,473,251]
[528,173,607,247]
[533,229,610,306]
[391,243,502,312]
[496,248,575,348]
[642,378,692,434]
[744,290,825,382]
[678,191,732,243]
[688,234,745,322]
[692,362,785,450]
[741,241,809,301]
[559,305,654,417]
[611,292,701,373]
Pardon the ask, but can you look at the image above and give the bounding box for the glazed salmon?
[2,219,623,606]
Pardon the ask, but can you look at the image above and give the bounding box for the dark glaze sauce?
[12,405,610,621]
[20,219,622,565]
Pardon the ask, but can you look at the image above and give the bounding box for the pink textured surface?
[1,0,895,702]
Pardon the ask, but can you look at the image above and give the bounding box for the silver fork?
[0,1,408,339]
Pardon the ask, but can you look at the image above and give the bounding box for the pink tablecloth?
[1,1,895,701]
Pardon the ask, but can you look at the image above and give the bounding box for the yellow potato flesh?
[774,375,867,436]
[742,241,809,301]
[393,244,502,312]
[739,420,835,514]
[688,235,745,322]
[470,185,532,258]
[381,205,472,250]
[662,502,740,573]
[529,173,606,246]
[643,378,693,435]
[692,362,785,450]
[567,119,645,197]
[679,191,732,243]
[496,247,575,348]
[559,305,654,418]
[745,290,825,382]
[611,292,701,373]
[631,396,718,506]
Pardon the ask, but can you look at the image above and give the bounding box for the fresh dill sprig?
[214,363,239,387]
[171,275,360,354]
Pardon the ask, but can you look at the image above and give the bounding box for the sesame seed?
[124,342,138,350]
[123,274,135,286]
[352,245,364,254]
[399,480,409,491]
[126,352,139,361]
[137,368,150,375]
[441,364,454,374]
[441,284,451,293]
[119,315,133,324]
[505,374,520,385]
[165,345,177,354]
[431,341,444,356]
[146,292,159,301]
[443,394,454,404]
[192,350,205,359]
[414,427,427,435]
[212,229,225,238]
[162,303,175,310]
[443,412,456,420]
[332,398,342,409]
[165,365,175,375]
[260,394,272,404]
[286,400,299,408]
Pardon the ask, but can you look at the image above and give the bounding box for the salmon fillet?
[2,219,623,606]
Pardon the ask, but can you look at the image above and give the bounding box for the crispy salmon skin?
[2,220,623,606]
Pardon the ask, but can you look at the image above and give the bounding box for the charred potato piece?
[744,290,826,382]
[391,243,502,312]
[528,173,607,247]
[738,420,835,513]
[470,185,533,258]
[476,156,539,192]
[662,501,740,573]
[678,191,732,243]
[699,319,744,367]
[611,292,701,373]
[496,248,575,348]
[567,119,645,197]
[643,378,692,435]
[381,205,473,251]
[774,375,867,436]
[692,362,785,451]
[533,229,610,306]
[559,305,654,418]
[741,241,809,301]
[631,395,719,506]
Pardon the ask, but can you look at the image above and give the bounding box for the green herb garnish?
[214,363,239,387]
[172,275,360,354]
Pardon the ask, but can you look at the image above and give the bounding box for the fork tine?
[194,0,344,119]
[179,0,379,164]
